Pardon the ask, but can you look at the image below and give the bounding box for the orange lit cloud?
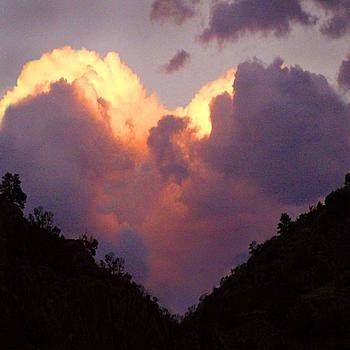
[0,46,235,140]
[0,47,165,143]
[176,69,235,137]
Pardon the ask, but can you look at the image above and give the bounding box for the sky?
[0,0,350,313]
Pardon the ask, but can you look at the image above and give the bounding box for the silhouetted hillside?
[0,174,175,350]
[175,177,350,350]
[1,172,350,349]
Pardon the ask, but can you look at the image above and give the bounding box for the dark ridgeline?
[0,173,176,350]
[0,172,349,349]
[176,178,350,350]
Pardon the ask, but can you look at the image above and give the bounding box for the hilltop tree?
[0,172,27,209]
[100,252,126,277]
[28,206,61,235]
[248,240,258,255]
[344,173,350,189]
[277,213,292,235]
[79,233,98,256]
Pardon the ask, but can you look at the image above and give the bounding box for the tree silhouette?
[79,233,98,256]
[100,252,126,277]
[277,213,292,235]
[345,173,350,189]
[0,172,27,209]
[28,206,61,235]
[248,240,258,255]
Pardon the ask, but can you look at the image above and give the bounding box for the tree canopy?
[0,172,27,209]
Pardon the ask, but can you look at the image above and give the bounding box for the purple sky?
[1,0,349,313]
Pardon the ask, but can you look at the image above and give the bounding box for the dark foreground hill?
[0,175,175,349]
[176,179,350,350]
[0,172,349,349]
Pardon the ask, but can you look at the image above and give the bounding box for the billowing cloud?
[338,55,350,90]
[0,46,166,143]
[161,50,191,74]
[316,0,350,38]
[0,46,233,140]
[150,0,200,25]
[203,58,350,204]
[1,47,349,313]
[175,68,235,137]
[0,47,235,313]
[0,80,134,234]
[200,0,315,44]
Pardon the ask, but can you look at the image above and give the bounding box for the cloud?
[140,153,290,311]
[200,0,316,44]
[316,0,350,38]
[202,58,350,204]
[0,47,235,313]
[175,68,235,137]
[148,115,190,184]
[338,55,350,90]
[198,0,350,45]
[161,50,191,74]
[0,80,134,233]
[1,47,349,314]
[0,46,233,141]
[150,0,200,25]
[0,46,166,142]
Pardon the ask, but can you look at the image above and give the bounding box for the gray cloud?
[202,58,350,204]
[150,0,200,25]
[161,50,191,74]
[316,0,350,38]
[199,0,350,45]
[338,55,350,90]
[200,0,315,44]
[147,115,190,184]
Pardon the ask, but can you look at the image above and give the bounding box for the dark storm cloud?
[338,55,350,90]
[161,50,191,74]
[203,58,350,204]
[200,0,315,44]
[315,0,350,38]
[0,80,133,232]
[150,0,200,25]
[199,0,350,45]
[147,115,190,184]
